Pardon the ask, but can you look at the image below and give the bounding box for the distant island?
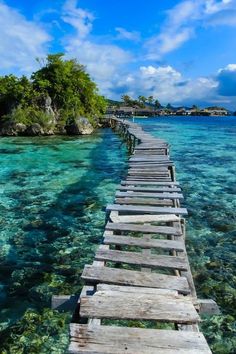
[1,60,235,138]
[106,95,234,118]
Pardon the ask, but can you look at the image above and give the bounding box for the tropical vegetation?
[0,54,107,135]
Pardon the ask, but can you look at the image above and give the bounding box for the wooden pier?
[65,118,216,353]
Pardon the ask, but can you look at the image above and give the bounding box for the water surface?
[0,117,235,353]
[0,129,128,352]
[133,116,236,352]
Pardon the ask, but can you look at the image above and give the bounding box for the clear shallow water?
[133,116,236,352]
[0,118,235,353]
[0,129,128,351]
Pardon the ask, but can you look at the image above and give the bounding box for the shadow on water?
[0,129,128,329]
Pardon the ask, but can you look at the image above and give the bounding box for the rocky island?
[0,54,106,136]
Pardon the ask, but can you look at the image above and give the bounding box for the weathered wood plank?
[130,155,169,160]
[97,284,178,296]
[109,212,180,223]
[129,157,172,162]
[128,170,170,174]
[121,180,180,186]
[80,290,200,323]
[105,222,182,235]
[117,198,174,206]
[115,198,174,206]
[126,177,173,182]
[118,186,182,192]
[106,204,188,215]
[128,172,170,177]
[128,165,171,169]
[69,324,211,354]
[82,265,190,294]
[95,248,188,271]
[128,167,169,171]
[104,235,185,251]
[116,191,184,199]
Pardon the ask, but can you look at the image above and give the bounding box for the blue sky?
[1,0,236,109]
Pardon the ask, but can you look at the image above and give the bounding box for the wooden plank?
[69,324,211,354]
[121,180,180,186]
[129,162,173,167]
[128,172,170,177]
[115,198,173,206]
[129,159,172,163]
[118,186,181,192]
[82,265,190,294]
[95,249,188,271]
[134,149,167,153]
[129,157,172,162]
[109,212,180,223]
[115,198,174,206]
[80,290,200,323]
[106,204,188,215]
[116,191,184,199]
[104,235,185,251]
[97,284,177,296]
[131,155,169,160]
[135,145,168,149]
[128,163,173,168]
[128,167,169,171]
[105,222,182,235]
[126,177,173,182]
[128,169,170,174]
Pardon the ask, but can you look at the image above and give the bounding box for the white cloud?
[111,64,219,107]
[145,0,236,59]
[62,0,131,95]
[205,0,232,14]
[115,27,140,41]
[62,0,94,39]
[219,63,236,72]
[145,1,200,59]
[0,1,51,74]
[217,63,236,96]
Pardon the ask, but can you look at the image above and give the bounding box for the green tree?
[138,95,147,107]
[154,99,161,109]
[166,103,173,110]
[0,54,106,128]
[31,53,106,124]
[147,96,154,105]
[0,75,33,117]
[121,94,133,106]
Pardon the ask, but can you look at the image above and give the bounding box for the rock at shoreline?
[65,117,94,135]
[0,117,95,136]
[24,123,45,136]
[0,122,27,136]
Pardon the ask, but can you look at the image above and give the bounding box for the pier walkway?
[67,118,213,353]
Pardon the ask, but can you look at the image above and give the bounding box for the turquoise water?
[0,129,128,352]
[0,117,235,352]
[133,116,236,353]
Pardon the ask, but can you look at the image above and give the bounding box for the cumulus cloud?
[0,1,51,74]
[207,8,236,26]
[217,64,236,96]
[145,0,236,60]
[111,64,219,107]
[145,1,199,60]
[62,0,94,39]
[61,0,131,95]
[115,27,140,41]
[205,0,233,14]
